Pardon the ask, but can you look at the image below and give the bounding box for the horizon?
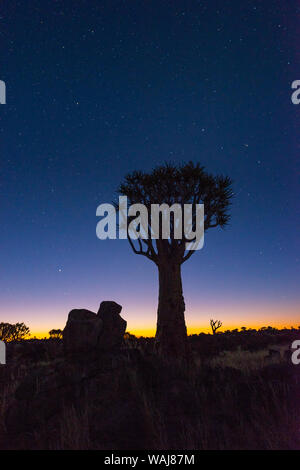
[17,321,300,340]
[10,302,300,339]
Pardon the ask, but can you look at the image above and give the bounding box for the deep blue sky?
[1,0,299,335]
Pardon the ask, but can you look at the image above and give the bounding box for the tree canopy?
[117,161,233,265]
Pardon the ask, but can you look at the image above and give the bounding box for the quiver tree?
[117,162,232,357]
[210,319,223,335]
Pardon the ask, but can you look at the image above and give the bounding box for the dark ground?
[0,328,299,450]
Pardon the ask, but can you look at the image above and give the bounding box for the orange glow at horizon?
[30,322,300,339]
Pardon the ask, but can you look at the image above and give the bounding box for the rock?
[63,302,126,355]
[97,301,127,350]
[97,301,122,317]
[63,309,103,355]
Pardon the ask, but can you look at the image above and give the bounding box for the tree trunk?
[155,261,188,358]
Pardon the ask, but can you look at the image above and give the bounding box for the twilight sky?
[1,0,299,336]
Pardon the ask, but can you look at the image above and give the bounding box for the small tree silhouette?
[49,329,63,340]
[210,319,222,335]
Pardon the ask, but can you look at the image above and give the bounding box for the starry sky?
[1,0,299,336]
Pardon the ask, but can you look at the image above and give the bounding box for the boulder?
[97,301,127,350]
[97,301,122,317]
[63,309,102,355]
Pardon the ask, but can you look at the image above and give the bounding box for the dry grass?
[57,403,91,450]
[0,340,299,450]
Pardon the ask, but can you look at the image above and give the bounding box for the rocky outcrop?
[63,309,103,355]
[97,301,122,317]
[63,301,127,356]
[97,301,127,350]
